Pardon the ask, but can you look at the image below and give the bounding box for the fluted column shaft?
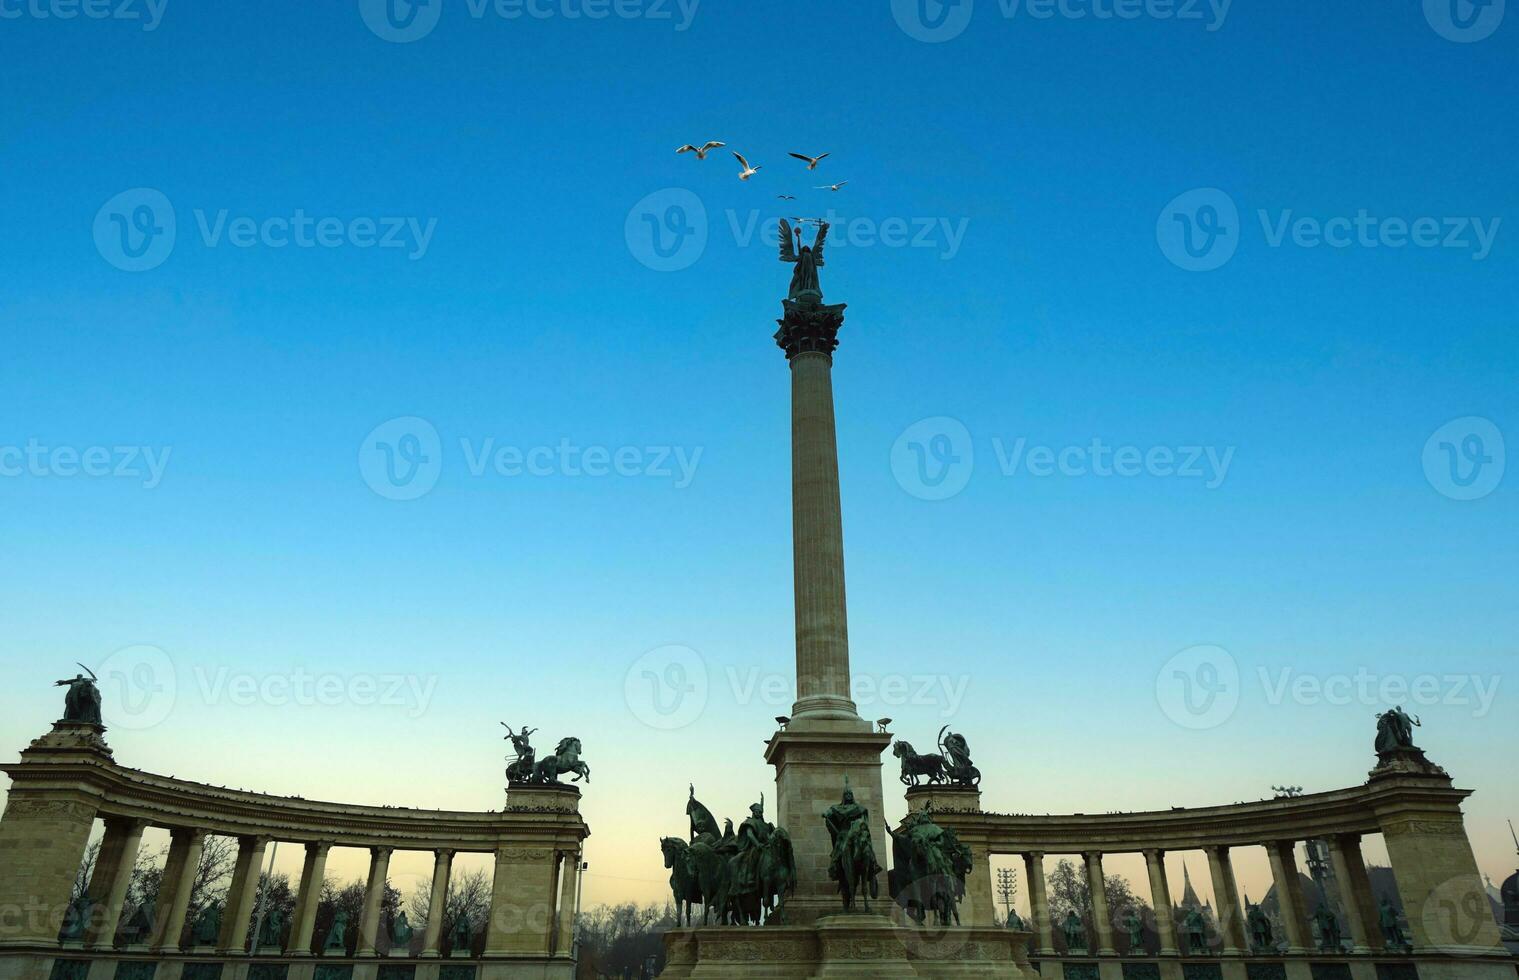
[288,842,331,956]
[1143,849,1179,956]
[149,829,204,952]
[788,350,855,720]
[357,847,393,957]
[218,836,269,955]
[1266,840,1311,954]
[1084,851,1117,955]
[1205,845,1248,955]
[1327,834,1382,953]
[84,818,146,949]
[422,850,454,958]
[1023,852,1054,954]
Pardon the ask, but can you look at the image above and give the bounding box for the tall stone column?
[288,842,332,957]
[357,847,393,957]
[150,829,205,952]
[1143,849,1179,956]
[1266,840,1311,954]
[1325,835,1381,953]
[1023,852,1054,954]
[421,850,454,958]
[218,836,269,955]
[553,850,580,956]
[84,818,146,950]
[1084,852,1117,955]
[766,297,893,924]
[1205,846,1248,956]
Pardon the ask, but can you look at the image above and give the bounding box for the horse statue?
[887,808,973,927]
[660,837,703,927]
[893,739,948,787]
[823,784,881,912]
[532,736,590,783]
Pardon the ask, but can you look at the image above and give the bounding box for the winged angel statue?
[778,218,830,306]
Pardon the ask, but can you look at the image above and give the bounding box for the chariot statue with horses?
[501,725,589,785]
[660,786,796,926]
[893,727,981,788]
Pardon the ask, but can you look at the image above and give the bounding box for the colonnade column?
[288,841,332,957]
[1325,834,1382,954]
[218,836,270,955]
[83,818,146,950]
[1084,851,1117,955]
[1023,852,1054,954]
[357,847,394,957]
[1266,840,1311,954]
[1143,849,1179,956]
[421,849,454,958]
[553,850,580,956]
[1204,845,1248,956]
[149,828,205,952]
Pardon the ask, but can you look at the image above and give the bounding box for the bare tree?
[1046,859,1153,953]
[575,902,679,979]
[405,867,492,955]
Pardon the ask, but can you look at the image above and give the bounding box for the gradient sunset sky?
[2,0,1515,910]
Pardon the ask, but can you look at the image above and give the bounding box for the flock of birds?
[676,140,850,198]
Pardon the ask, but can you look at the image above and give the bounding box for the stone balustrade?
[903,762,1512,980]
[0,723,589,980]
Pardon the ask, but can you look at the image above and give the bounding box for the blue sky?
[1,0,1515,905]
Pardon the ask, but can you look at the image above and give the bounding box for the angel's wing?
[778,219,798,263]
[812,222,829,266]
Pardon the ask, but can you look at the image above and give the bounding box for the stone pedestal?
[765,724,891,926]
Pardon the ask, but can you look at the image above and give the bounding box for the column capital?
[1082,850,1105,862]
[774,301,846,360]
[370,845,394,858]
[1024,850,1046,861]
[433,848,456,862]
[1142,847,1166,860]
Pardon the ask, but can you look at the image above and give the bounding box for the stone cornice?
[925,778,1473,854]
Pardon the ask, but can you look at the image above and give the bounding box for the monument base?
[661,917,1037,979]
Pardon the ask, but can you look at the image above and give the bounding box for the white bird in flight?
[815,181,850,192]
[789,152,830,171]
[676,141,726,160]
[734,152,762,181]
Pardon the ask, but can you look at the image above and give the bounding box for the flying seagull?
[676,141,725,160]
[733,152,762,181]
[815,181,850,192]
[777,194,796,201]
[788,152,830,171]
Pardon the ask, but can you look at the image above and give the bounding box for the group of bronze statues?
[501,723,590,786]
[660,787,797,926]
[892,727,981,788]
